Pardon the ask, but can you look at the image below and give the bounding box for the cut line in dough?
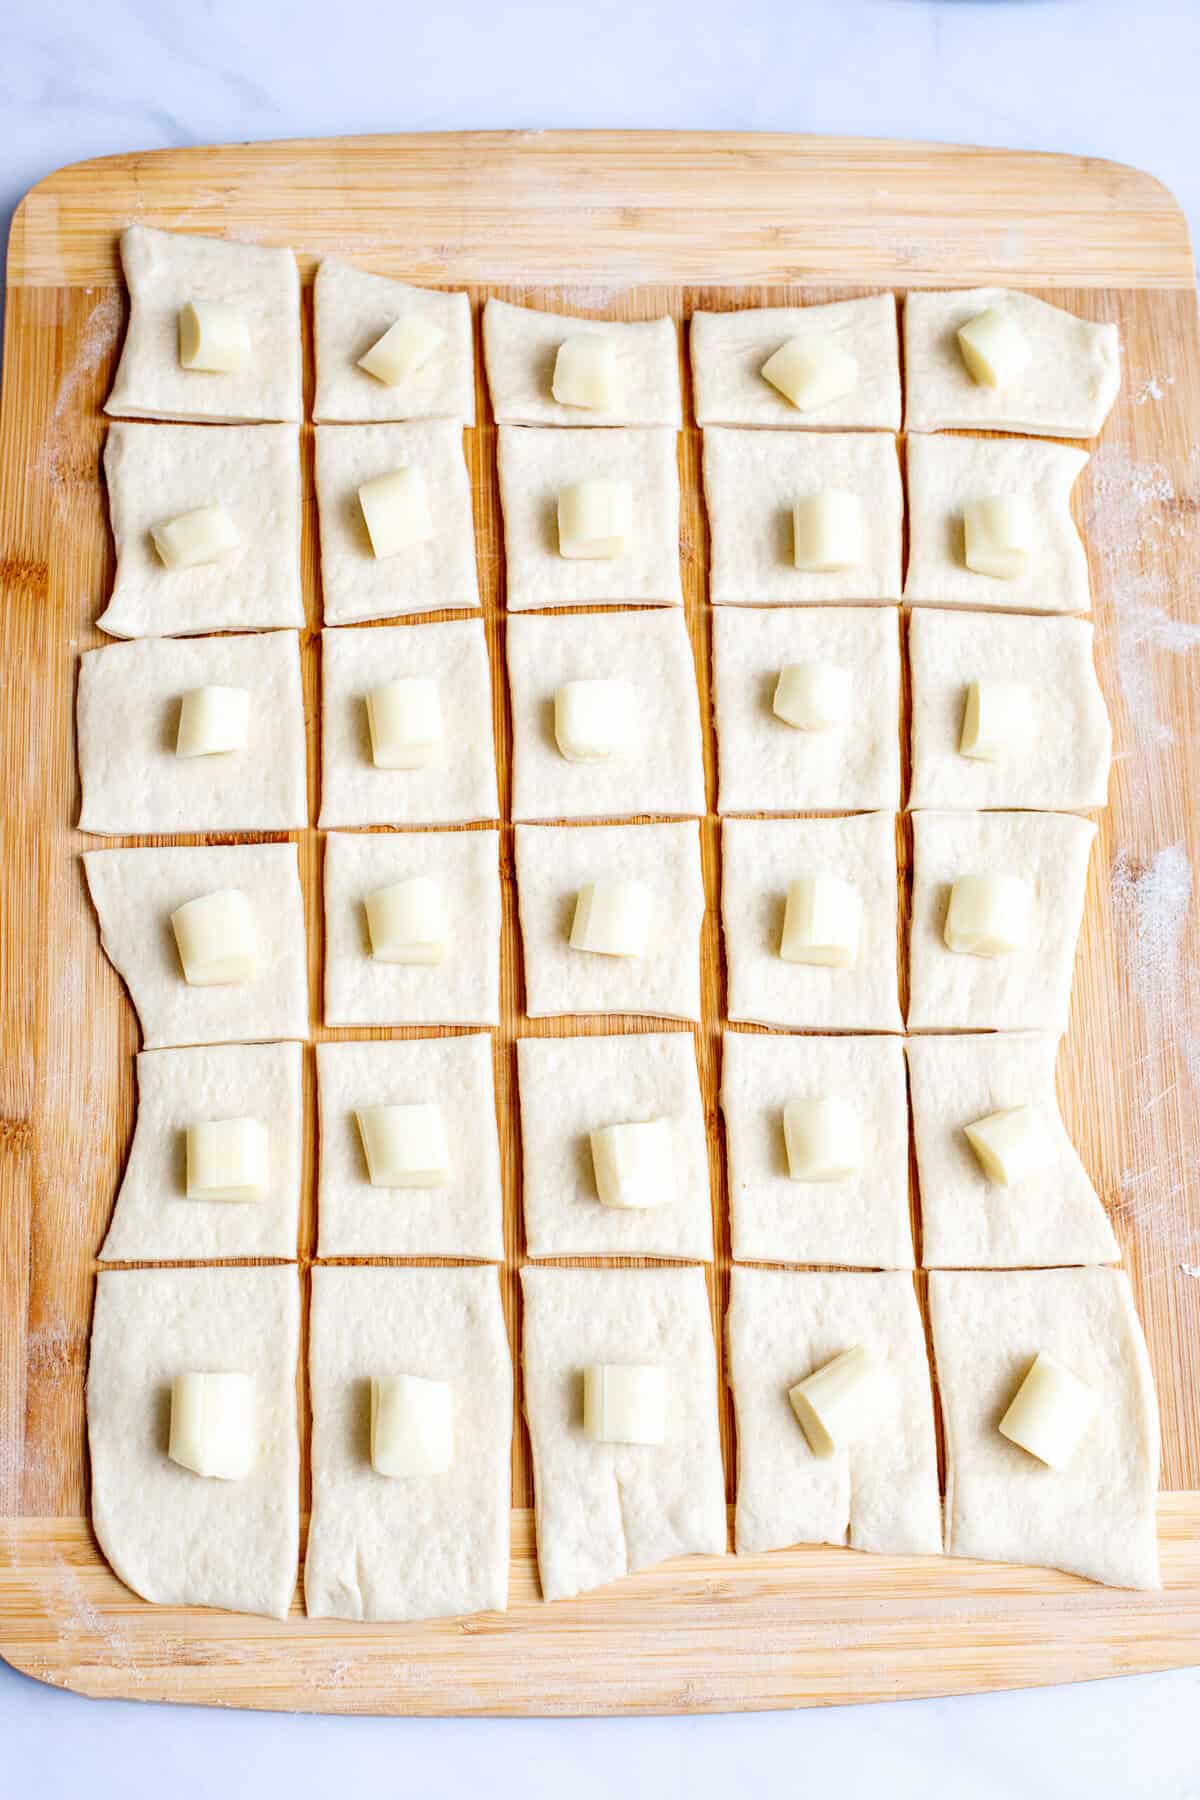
[483,298,681,427]
[305,1265,511,1622]
[520,1265,726,1602]
[904,289,1120,438]
[314,260,475,424]
[691,297,901,430]
[929,1268,1159,1590]
[727,1267,941,1557]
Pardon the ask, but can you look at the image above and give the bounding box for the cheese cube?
[569,878,653,957]
[357,315,445,387]
[185,1116,270,1202]
[552,334,618,409]
[151,505,240,570]
[178,299,251,373]
[365,678,443,770]
[788,1346,884,1459]
[793,490,863,572]
[557,478,633,559]
[358,466,433,559]
[957,308,1032,389]
[960,679,1034,761]
[963,495,1034,580]
[963,1104,1053,1186]
[773,660,850,732]
[364,876,447,964]
[783,1095,863,1182]
[554,678,635,762]
[170,888,259,986]
[944,873,1032,958]
[169,1371,256,1481]
[780,874,861,967]
[356,1102,450,1188]
[176,685,251,758]
[761,335,859,411]
[590,1117,674,1210]
[583,1364,666,1445]
[371,1373,454,1477]
[998,1352,1098,1470]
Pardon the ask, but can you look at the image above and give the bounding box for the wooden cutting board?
[2,132,1199,1716]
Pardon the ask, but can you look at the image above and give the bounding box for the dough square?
[319,620,498,828]
[712,606,901,813]
[520,1266,726,1602]
[907,609,1111,812]
[929,1269,1160,1590]
[722,815,902,1031]
[305,1266,511,1622]
[905,1033,1119,1269]
[88,1266,301,1618]
[904,289,1121,439]
[98,423,303,639]
[703,428,902,605]
[517,1031,713,1260]
[507,610,705,821]
[727,1267,941,1557]
[722,1033,912,1268]
[78,631,307,835]
[316,1035,502,1259]
[498,426,683,609]
[100,1042,303,1263]
[104,225,301,424]
[483,298,681,427]
[691,296,901,431]
[514,821,704,1021]
[907,811,1096,1032]
[323,828,500,1027]
[315,422,480,625]
[82,843,309,1050]
[904,434,1091,614]
[313,260,475,424]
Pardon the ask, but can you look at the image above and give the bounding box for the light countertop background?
[3,1,1199,1794]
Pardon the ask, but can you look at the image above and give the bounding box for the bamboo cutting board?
[2,132,1200,1715]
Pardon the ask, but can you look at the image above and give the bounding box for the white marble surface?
[2,1,1199,1792]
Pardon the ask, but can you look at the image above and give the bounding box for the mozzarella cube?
[780,874,862,967]
[998,1352,1098,1470]
[963,1104,1053,1187]
[788,1346,884,1459]
[569,878,653,957]
[151,504,240,570]
[783,1095,863,1183]
[364,875,447,964]
[792,490,864,572]
[366,677,443,770]
[185,1116,270,1202]
[557,478,633,559]
[960,679,1034,761]
[773,660,851,732]
[553,678,635,762]
[552,334,618,409]
[176,684,251,758]
[170,888,259,986]
[944,873,1032,958]
[169,1372,256,1481]
[761,335,859,411]
[371,1373,454,1477]
[358,465,434,559]
[583,1364,666,1445]
[963,495,1034,580]
[355,1101,450,1188]
[357,315,445,387]
[178,299,251,373]
[590,1117,674,1210]
[957,308,1033,389]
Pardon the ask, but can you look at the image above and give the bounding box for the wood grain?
[2,134,1199,1714]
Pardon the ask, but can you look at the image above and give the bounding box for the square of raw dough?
[315,421,479,625]
[520,1265,727,1602]
[904,434,1091,614]
[507,610,705,821]
[517,1031,713,1260]
[904,289,1121,438]
[691,296,901,430]
[305,1265,511,1622]
[323,828,500,1027]
[498,426,683,609]
[722,814,902,1031]
[82,843,309,1050]
[722,1033,912,1268]
[727,1267,941,1557]
[514,821,704,1021]
[78,631,307,835]
[316,1034,502,1259]
[319,620,498,828]
[712,606,901,813]
[100,1042,303,1262]
[907,610,1111,812]
[929,1269,1160,1589]
[98,423,303,638]
[104,225,301,424]
[88,1266,301,1618]
[905,1033,1118,1269]
[703,428,902,605]
[908,811,1096,1032]
[314,260,475,424]
[483,298,681,426]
